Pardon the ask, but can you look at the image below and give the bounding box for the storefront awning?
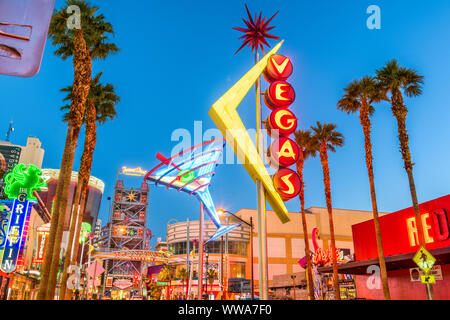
[318,246,450,275]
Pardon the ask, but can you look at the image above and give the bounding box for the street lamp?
[217,209,254,300]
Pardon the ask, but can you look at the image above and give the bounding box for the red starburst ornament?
[233,4,280,55]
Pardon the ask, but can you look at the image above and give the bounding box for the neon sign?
[145,139,241,242]
[268,137,300,168]
[262,53,301,202]
[406,209,450,247]
[121,166,147,177]
[0,194,31,273]
[263,54,293,82]
[312,247,341,266]
[265,108,297,137]
[4,163,46,200]
[272,168,301,201]
[33,231,48,264]
[0,163,46,273]
[264,80,296,109]
[208,41,290,224]
[299,228,343,267]
[79,222,92,244]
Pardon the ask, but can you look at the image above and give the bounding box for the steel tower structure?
[103,179,149,296]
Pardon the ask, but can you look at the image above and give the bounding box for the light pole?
[218,209,254,300]
[291,275,296,300]
[220,235,224,299]
[204,249,209,299]
[198,203,204,300]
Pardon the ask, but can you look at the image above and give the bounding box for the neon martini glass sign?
[145,139,241,242]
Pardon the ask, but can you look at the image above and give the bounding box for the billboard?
[0,0,55,77]
[0,145,21,199]
[352,194,450,261]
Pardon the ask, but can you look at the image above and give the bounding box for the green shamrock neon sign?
[4,163,47,200]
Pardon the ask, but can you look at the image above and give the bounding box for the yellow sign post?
[421,275,436,285]
[413,246,436,274]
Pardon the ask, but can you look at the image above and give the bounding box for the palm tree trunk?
[296,152,315,300]
[391,90,426,247]
[319,143,340,300]
[60,99,97,300]
[46,29,92,300]
[360,101,391,300]
[37,124,75,300]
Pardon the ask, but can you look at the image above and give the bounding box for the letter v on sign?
[209,40,290,224]
[272,57,290,74]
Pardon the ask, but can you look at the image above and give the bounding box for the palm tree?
[206,268,218,295]
[160,265,175,300]
[375,60,427,247]
[59,72,119,300]
[337,76,391,300]
[177,267,188,299]
[38,0,119,300]
[148,282,162,300]
[310,122,344,300]
[293,129,316,300]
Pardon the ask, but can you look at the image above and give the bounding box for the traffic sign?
[421,275,436,285]
[413,246,436,274]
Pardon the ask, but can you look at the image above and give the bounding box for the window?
[229,262,246,279]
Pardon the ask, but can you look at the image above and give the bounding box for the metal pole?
[76,242,85,293]
[291,275,296,300]
[204,252,208,297]
[102,196,113,297]
[250,217,254,300]
[221,235,224,299]
[225,220,229,299]
[187,241,195,300]
[186,218,190,299]
[255,51,269,300]
[198,203,204,300]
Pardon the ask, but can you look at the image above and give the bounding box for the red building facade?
[352,194,450,299]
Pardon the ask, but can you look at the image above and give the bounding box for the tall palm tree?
[38,0,119,300]
[310,122,344,300]
[375,60,427,247]
[337,76,391,300]
[58,72,120,300]
[293,129,316,301]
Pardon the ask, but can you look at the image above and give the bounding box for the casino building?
[164,207,380,299]
[319,194,450,300]
[35,169,105,264]
[37,169,104,230]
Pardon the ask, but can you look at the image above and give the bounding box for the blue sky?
[2,0,450,245]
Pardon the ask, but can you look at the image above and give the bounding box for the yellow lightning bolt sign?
[208,40,290,224]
